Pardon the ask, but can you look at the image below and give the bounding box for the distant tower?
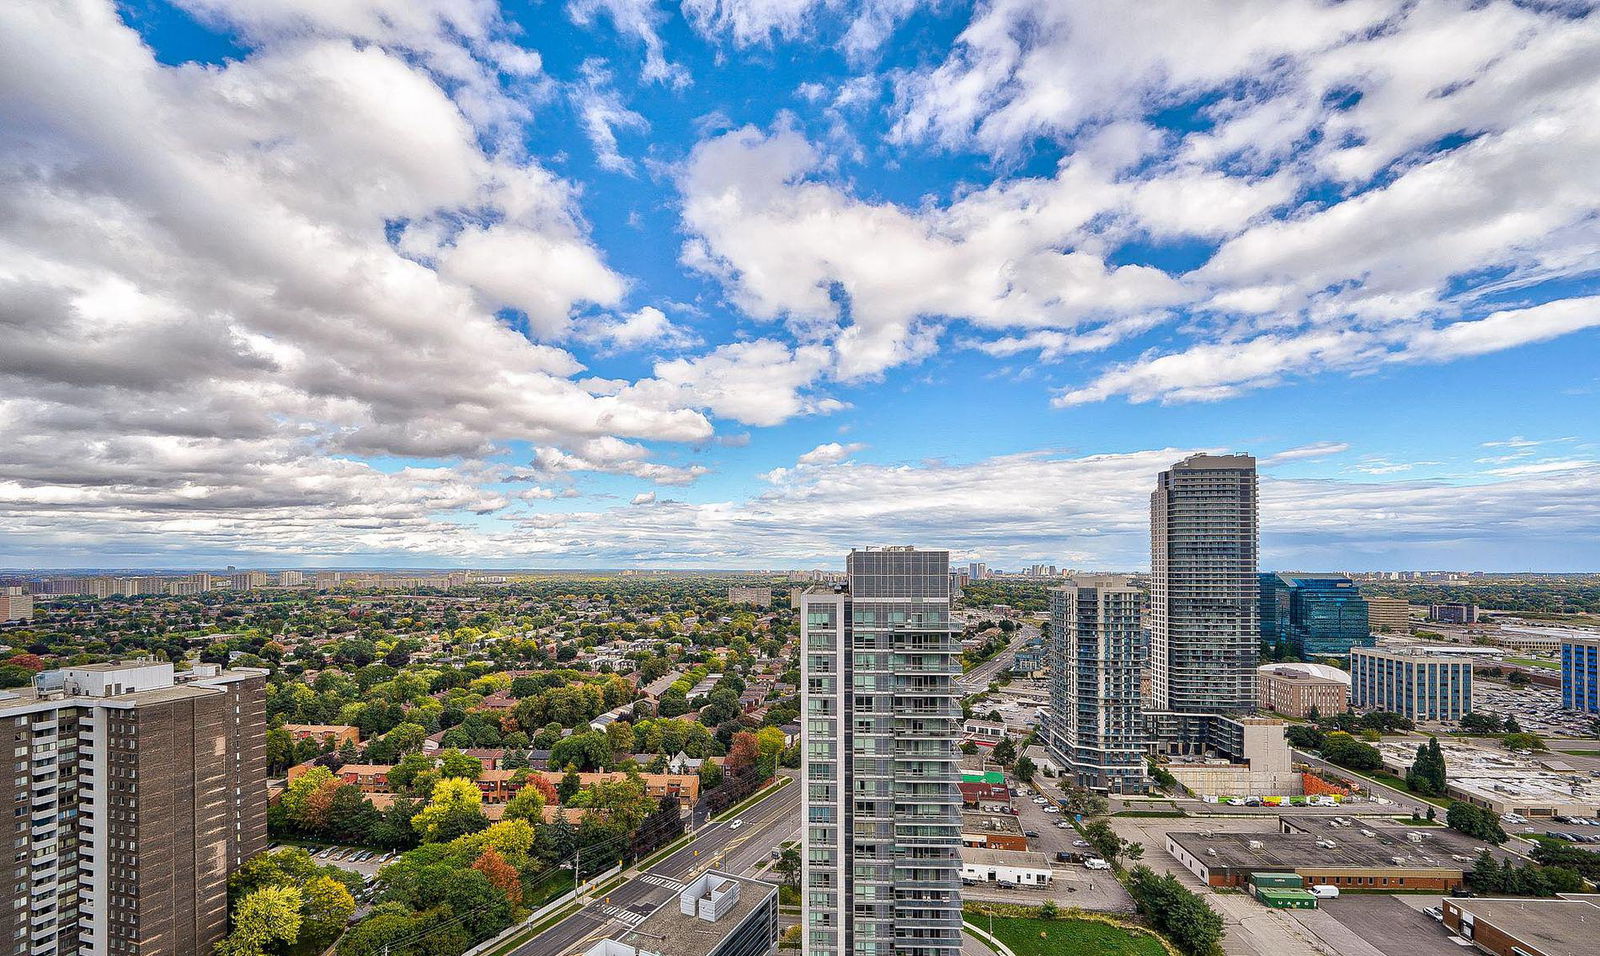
[1148,453,1259,715]
[801,548,962,956]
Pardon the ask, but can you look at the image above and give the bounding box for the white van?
[1084,858,1111,871]
[1309,884,1340,900]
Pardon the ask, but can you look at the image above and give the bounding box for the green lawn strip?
[1113,810,1188,818]
[712,775,791,823]
[963,913,1168,956]
[1335,765,1453,808]
[1506,657,1560,670]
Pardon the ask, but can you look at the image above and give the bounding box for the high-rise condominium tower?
[1046,576,1146,794]
[1148,453,1259,716]
[0,662,267,956]
[801,548,962,956]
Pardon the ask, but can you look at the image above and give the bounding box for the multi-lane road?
[956,623,1035,693]
[508,777,801,956]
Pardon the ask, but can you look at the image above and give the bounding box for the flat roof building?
[1257,664,1349,719]
[1560,636,1600,715]
[0,662,268,955]
[1365,596,1412,634]
[1165,821,1467,891]
[1441,895,1600,956]
[582,871,778,956]
[1351,646,1473,723]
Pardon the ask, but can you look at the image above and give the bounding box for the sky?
[2,0,1599,572]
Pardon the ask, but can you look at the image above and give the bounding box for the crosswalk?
[639,874,685,891]
[598,903,647,927]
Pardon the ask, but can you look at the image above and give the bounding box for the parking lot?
[1475,682,1597,737]
[989,777,1135,912]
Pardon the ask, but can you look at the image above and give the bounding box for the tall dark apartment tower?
[0,662,268,956]
[1148,454,1260,716]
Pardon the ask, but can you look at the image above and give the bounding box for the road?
[509,778,801,956]
[957,624,1036,693]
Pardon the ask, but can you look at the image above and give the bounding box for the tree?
[992,736,1017,766]
[281,765,338,827]
[472,847,523,906]
[725,731,760,776]
[412,778,489,843]
[1013,754,1036,783]
[503,783,547,823]
[220,885,303,956]
[1447,801,1508,844]
[1406,737,1448,797]
[1125,865,1223,956]
[438,749,484,780]
[1501,732,1547,752]
[299,875,356,948]
[1460,712,1503,734]
[775,845,801,890]
[558,768,583,803]
[698,759,725,790]
[1320,732,1383,772]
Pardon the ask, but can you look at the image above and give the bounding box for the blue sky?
[2,0,1599,570]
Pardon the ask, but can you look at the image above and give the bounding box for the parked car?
[1056,821,1072,829]
[1425,907,1443,922]
[1024,830,1040,838]
[1073,840,1089,847]
[1084,858,1111,871]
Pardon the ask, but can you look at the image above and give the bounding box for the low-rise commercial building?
[1374,739,1600,819]
[1351,646,1473,723]
[958,848,1054,887]
[1165,817,1470,891]
[1441,895,1600,956]
[960,811,1028,851]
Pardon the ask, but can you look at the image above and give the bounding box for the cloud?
[1260,442,1350,467]
[530,438,711,486]
[678,124,1189,379]
[1052,296,1600,407]
[568,0,689,85]
[796,441,866,465]
[571,58,650,173]
[630,491,658,505]
[680,0,924,56]
[575,306,701,352]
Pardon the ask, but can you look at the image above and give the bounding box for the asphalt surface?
[509,778,802,956]
[957,625,1036,693]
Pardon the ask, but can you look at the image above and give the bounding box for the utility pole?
[573,845,582,905]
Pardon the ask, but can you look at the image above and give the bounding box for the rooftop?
[1168,822,1479,874]
[623,872,775,956]
[1448,896,1600,956]
[959,847,1053,869]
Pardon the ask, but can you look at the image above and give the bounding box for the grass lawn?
[966,915,1167,956]
[1507,657,1561,670]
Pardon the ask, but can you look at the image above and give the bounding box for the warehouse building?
[1165,820,1468,891]
[1440,895,1600,956]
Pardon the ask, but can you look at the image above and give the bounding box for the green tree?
[1405,737,1448,796]
[1321,731,1383,771]
[412,778,489,843]
[299,875,356,948]
[1013,754,1036,783]
[220,885,303,956]
[1447,801,1508,844]
[1125,865,1223,956]
[991,736,1016,766]
[438,749,484,780]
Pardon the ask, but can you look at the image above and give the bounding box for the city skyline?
[4,1,1600,571]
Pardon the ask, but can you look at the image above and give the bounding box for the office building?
[1256,663,1349,718]
[1350,647,1473,723]
[1046,577,1146,794]
[1430,603,1480,625]
[801,548,962,956]
[0,589,32,623]
[1560,637,1600,715]
[581,871,778,956]
[967,563,987,581]
[1259,573,1374,658]
[0,661,268,956]
[1365,596,1411,633]
[1147,453,1259,718]
[728,586,773,607]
